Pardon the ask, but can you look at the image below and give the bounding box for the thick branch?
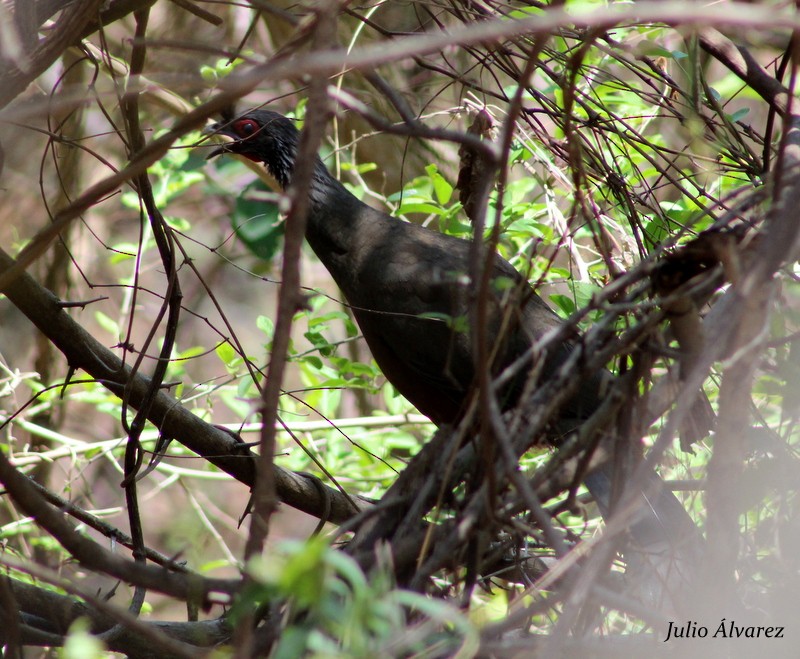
[699,29,790,114]
[7,576,232,658]
[0,247,369,523]
[0,444,235,604]
[0,0,106,110]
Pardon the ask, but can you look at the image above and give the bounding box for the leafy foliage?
[1,1,799,657]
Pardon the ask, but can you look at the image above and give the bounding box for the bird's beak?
[202,121,235,160]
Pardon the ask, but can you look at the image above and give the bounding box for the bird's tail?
[583,463,703,612]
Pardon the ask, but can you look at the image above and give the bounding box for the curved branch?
[699,28,790,114]
[7,576,232,658]
[0,0,106,110]
[0,247,370,524]
[0,444,236,604]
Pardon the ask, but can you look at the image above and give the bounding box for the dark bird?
[208,109,702,604]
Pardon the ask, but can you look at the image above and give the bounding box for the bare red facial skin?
[233,118,259,138]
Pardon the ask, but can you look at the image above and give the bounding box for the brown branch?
[0,247,370,523]
[0,444,236,604]
[235,7,341,657]
[28,478,193,572]
[219,3,798,101]
[242,6,341,563]
[33,0,157,28]
[168,0,223,26]
[0,96,236,291]
[0,0,105,110]
[699,28,790,115]
[6,574,232,657]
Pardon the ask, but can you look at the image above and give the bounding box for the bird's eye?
[233,119,258,137]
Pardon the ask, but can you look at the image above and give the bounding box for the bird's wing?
[346,222,557,422]
[349,238,477,421]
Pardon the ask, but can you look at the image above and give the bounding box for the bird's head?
[206,110,301,189]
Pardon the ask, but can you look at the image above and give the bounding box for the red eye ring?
[233,118,259,137]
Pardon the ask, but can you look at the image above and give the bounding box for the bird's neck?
[288,162,381,275]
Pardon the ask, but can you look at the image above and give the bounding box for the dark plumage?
[209,109,701,601]
[209,111,596,421]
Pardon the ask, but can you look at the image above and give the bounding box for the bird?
[207,108,702,603]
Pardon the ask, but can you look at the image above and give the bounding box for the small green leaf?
[396,202,445,216]
[418,311,468,333]
[549,294,575,316]
[633,40,673,59]
[62,618,107,659]
[215,342,238,368]
[645,215,670,243]
[304,330,334,356]
[425,164,453,204]
[109,243,138,264]
[301,355,323,370]
[164,215,191,231]
[341,161,378,174]
[232,182,285,261]
[94,311,120,339]
[177,345,205,360]
[256,315,274,340]
[728,107,750,122]
[200,559,234,573]
[492,275,517,292]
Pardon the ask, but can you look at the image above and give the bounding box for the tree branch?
[0,247,370,523]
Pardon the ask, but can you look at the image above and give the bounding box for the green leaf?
[417,311,468,333]
[341,161,378,174]
[728,107,750,122]
[109,242,138,264]
[304,330,334,357]
[492,275,517,293]
[94,311,120,339]
[308,310,350,327]
[62,619,107,659]
[569,281,600,310]
[425,164,453,204]
[232,182,284,261]
[396,202,445,216]
[215,342,238,369]
[199,559,233,573]
[632,40,673,59]
[549,294,575,316]
[176,345,204,364]
[644,215,670,244]
[164,215,191,232]
[256,315,274,340]
[301,355,324,370]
